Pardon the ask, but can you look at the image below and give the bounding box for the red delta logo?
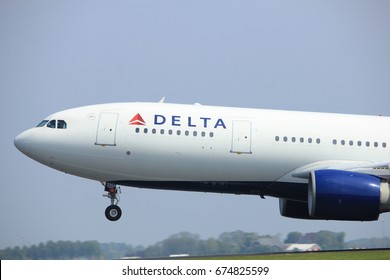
[129,113,146,125]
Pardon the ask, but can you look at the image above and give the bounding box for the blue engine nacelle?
[308,169,390,221]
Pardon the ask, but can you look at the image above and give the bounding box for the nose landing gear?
[103,182,122,221]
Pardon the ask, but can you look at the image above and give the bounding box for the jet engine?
[308,169,390,221]
[280,170,390,221]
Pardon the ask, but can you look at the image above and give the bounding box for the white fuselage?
[14,102,390,200]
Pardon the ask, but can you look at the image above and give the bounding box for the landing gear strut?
[103,182,122,221]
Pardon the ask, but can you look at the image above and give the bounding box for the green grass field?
[188,249,390,260]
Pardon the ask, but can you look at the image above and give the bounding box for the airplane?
[14,100,390,222]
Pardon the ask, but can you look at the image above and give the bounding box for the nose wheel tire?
[105,205,122,221]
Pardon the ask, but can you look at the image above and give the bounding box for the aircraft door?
[231,120,252,154]
[95,113,119,146]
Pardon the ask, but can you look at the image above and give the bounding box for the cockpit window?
[47,120,56,128]
[36,119,68,129]
[57,120,67,129]
[36,120,49,127]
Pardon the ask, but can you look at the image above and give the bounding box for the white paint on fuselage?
[15,102,390,189]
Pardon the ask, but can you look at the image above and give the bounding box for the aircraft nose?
[14,127,59,167]
[14,130,31,155]
[14,128,42,158]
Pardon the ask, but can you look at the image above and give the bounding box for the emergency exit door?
[230,120,252,154]
[95,113,119,146]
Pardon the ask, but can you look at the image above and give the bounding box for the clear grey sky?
[1,0,390,249]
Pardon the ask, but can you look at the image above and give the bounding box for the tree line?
[1,230,389,259]
[0,240,102,260]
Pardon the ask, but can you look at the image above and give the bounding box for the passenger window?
[57,120,67,129]
[47,120,56,128]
